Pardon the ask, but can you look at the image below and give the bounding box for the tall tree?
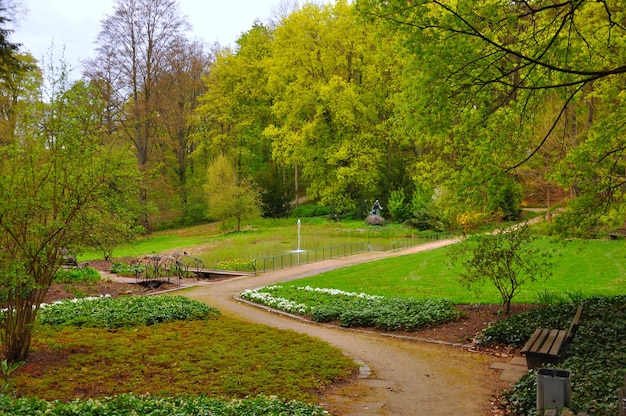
[194,23,286,216]
[154,37,210,224]
[0,0,21,78]
[92,0,190,229]
[358,0,626,232]
[265,1,404,214]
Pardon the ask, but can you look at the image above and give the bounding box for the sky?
[10,0,289,78]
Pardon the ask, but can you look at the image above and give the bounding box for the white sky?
[10,0,292,78]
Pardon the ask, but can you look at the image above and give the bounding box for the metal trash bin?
[537,368,571,411]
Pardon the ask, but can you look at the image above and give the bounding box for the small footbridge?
[130,252,254,285]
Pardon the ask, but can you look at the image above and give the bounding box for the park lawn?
[80,218,430,266]
[292,237,626,304]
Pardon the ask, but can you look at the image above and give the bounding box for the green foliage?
[264,1,407,213]
[450,223,555,313]
[485,175,522,222]
[290,203,330,218]
[205,154,263,231]
[110,261,145,276]
[0,392,329,415]
[37,296,220,328]
[534,290,586,306]
[52,267,101,284]
[241,285,459,331]
[0,359,23,395]
[387,189,410,222]
[216,258,255,272]
[489,296,626,416]
[0,69,140,362]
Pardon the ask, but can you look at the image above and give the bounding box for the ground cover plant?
[6,295,355,413]
[37,295,220,327]
[241,285,459,331]
[0,393,329,415]
[476,295,626,416]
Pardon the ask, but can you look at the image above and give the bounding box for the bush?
[110,261,145,276]
[290,203,330,218]
[387,189,410,222]
[53,267,101,284]
[476,303,575,347]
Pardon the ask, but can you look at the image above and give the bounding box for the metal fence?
[390,230,459,251]
[251,230,460,273]
[252,242,370,273]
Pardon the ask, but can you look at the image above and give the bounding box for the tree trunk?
[2,286,48,363]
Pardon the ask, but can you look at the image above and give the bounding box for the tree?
[193,24,286,217]
[357,0,626,233]
[154,37,210,224]
[265,1,405,214]
[0,69,138,363]
[0,0,21,78]
[91,0,190,230]
[204,154,262,231]
[450,223,554,314]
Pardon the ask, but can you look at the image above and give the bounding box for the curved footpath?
[177,239,513,416]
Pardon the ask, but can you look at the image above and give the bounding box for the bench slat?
[538,329,559,354]
[521,329,544,353]
[548,330,567,356]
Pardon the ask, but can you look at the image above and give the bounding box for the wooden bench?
[609,228,626,239]
[521,305,583,369]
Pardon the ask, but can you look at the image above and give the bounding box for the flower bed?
[241,285,459,331]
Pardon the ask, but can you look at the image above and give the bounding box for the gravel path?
[178,238,511,415]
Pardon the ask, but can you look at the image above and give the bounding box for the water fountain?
[291,218,306,264]
[292,218,306,253]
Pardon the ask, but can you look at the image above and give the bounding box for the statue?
[366,199,384,226]
[370,199,383,216]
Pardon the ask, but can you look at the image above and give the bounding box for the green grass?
[80,218,438,267]
[290,237,626,304]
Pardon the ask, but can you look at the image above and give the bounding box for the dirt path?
[182,239,511,416]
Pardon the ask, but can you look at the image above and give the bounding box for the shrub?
[290,203,330,218]
[110,261,145,276]
[387,189,410,222]
[53,267,101,284]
